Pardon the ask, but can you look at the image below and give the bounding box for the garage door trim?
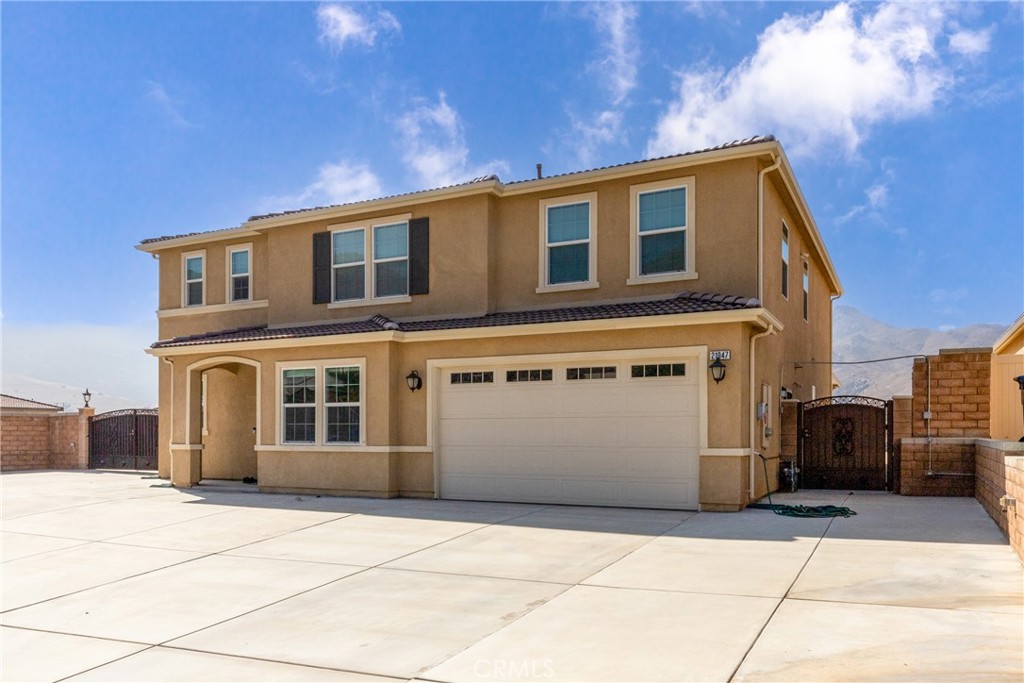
[427,345,709,506]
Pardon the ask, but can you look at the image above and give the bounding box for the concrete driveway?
[2,471,1021,682]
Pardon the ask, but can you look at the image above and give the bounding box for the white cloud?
[144,80,192,128]
[930,287,968,304]
[569,110,624,167]
[2,321,158,409]
[396,92,508,188]
[647,2,990,158]
[263,160,383,212]
[949,26,994,56]
[586,2,639,106]
[317,3,400,51]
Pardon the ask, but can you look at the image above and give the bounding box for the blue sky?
[2,1,1022,406]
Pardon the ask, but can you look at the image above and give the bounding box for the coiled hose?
[746,453,857,518]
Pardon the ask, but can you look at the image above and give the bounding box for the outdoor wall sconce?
[82,388,92,407]
[406,370,423,392]
[709,359,727,384]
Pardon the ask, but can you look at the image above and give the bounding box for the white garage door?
[438,356,701,510]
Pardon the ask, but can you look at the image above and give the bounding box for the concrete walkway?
[1,470,1021,682]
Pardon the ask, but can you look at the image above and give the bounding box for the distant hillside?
[833,306,1005,398]
[0,374,147,413]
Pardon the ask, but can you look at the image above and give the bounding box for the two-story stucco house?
[138,136,841,511]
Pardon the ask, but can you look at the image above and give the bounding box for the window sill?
[258,444,370,452]
[535,281,600,294]
[158,299,269,318]
[626,272,698,286]
[328,295,412,309]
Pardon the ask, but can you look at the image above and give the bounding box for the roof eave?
[136,228,264,254]
[145,307,780,357]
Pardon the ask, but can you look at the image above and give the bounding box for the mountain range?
[832,306,1006,398]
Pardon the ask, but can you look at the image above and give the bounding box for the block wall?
[911,349,991,438]
[975,440,1024,563]
[0,416,51,470]
[898,438,975,496]
[1,410,92,471]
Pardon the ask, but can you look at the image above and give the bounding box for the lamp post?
[82,388,92,408]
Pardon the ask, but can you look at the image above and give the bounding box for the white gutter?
[749,323,777,498]
[757,154,783,302]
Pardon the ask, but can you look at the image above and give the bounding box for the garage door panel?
[439,357,701,510]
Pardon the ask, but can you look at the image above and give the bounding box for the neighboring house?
[0,394,62,416]
[991,314,1024,440]
[138,136,841,511]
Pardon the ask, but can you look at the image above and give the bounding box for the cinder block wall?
[899,438,975,496]
[900,349,992,496]
[911,349,991,438]
[0,416,51,470]
[1,410,92,471]
[975,440,1024,563]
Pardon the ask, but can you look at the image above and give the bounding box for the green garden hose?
[747,454,857,518]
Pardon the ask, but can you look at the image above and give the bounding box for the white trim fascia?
[136,229,263,254]
[701,448,754,457]
[255,445,432,453]
[145,308,784,357]
[994,314,1024,355]
[170,443,204,450]
[158,299,269,318]
[248,184,500,231]
[774,148,843,297]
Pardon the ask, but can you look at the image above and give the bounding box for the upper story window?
[628,177,696,285]
[373,222,409,298]
[227,244,252,303]
[316,213,427,307]
[182,250,205,307]
[781,223,790,299]
[537,193,598,293]
[802,260,810,321]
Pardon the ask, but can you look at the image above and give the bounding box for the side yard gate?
[799,396,893,491]
[88,409,159,470]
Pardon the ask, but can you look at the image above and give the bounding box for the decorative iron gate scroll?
[89,409,159,470]
[798,396,892,491]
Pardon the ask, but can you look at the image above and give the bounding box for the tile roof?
[140,136,776,244]
[151,291,761,349]
[1,394,62,411]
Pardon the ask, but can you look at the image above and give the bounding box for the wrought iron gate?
[89,409,159,470]
[799,396,892,490]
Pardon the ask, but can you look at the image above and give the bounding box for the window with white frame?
[332,229,366,301]
[227,245,251,302]
[538,193,597,291]
[629,177,695,284]
[324,366,360,444]
[183,251,205,307]
[781,223,790,299]
[330,217,409,303]
[373,222,408,297]
[802,260,809,321]
[279,360,364,445]
[282,368,316,444]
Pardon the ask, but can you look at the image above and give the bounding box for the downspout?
[757,154,783,303]
[750,323,777,499]
[162,357,174,481]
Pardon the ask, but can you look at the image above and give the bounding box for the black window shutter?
[408,217,429,295]
[312,231,331,304]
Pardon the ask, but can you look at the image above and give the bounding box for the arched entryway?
[186,356,261,482]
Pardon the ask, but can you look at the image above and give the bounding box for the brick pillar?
[78,407,95,469]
